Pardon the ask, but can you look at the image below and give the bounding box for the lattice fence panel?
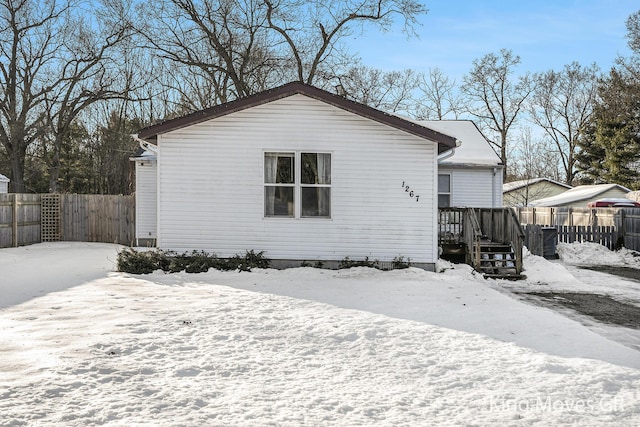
[41,194,61,242]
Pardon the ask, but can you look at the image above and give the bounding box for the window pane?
[438,194,450,208]
[438,174,450,193]
[265,186,294,216]
[301,187,330,217]
[265,153,294,184]
[302,153,331,184]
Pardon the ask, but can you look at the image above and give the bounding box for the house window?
[265,152,331,218]
[265,152,295,217]
[438,174,451,207]
[301,153,331,217]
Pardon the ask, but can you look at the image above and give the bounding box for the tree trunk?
[49,151,60,193]
[501,132,508,181]
[9,149,26,193]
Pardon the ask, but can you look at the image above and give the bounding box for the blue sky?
[350,0,638,80]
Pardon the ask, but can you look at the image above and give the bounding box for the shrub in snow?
[116,249,270,274]
[214,250,270,272]
[301,260,325,268]
[337,256,411,270]
[392,256,412,269]
[116,248,158,274]
[238,249,271,270]
[338,256,379,269]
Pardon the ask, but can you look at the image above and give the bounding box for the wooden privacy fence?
[523,224,618,256]
[0,194,41,247]
[514,207,640,252]
[0,194,134,248]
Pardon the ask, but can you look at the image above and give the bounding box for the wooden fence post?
[568,207,573,227]
[12,193,18,247]
[532,207,536,225]
[618,209,626,248]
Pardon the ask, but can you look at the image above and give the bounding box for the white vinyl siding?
[135,158,157,241]
[439,166,503,208]
[156,94,438,264]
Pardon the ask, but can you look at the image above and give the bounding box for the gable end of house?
[137,82,457,153]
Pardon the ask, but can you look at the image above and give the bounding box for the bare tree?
[506,130,564,207]
[335,65,418,114]
[528,62,600,185]
[0,0,73,192]
[510,127,560,179]
[139,0,427,108]
[415,67,463,119]
[139,0,279,105]
[0,0,135,192]
[43,0,135,192]
[265,0,426,87]
[626,9,640,54]
[461,49,533,180]
[617,10,640,82]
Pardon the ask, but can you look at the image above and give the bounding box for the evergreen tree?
[575,69,640,189]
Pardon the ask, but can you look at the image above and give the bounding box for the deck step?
[477,240,522,280]
[483,273,527,280]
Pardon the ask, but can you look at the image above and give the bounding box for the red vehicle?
[587,198,640,208]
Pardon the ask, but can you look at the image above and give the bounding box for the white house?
[0,174,9,193]
[528,184,631,208]
[423,120,503,208]
[135,82,457,270]
[503,178,572,207]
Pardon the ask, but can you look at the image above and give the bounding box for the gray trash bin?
[542,227,558,259]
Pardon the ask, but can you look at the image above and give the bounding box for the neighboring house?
[503,178,572,207]
[422,120,503,208]
[0,174,9,193]
[528,184,631,208]
[134,82,457,270]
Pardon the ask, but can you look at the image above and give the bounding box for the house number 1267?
[402,181,420,202]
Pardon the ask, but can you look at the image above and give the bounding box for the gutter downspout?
[131,134,158,155]
[492,167,497,207]
[437,139,462,162]
[130,134,159,248]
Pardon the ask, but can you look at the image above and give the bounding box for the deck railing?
[474,208,525,273]
[439,207,483,267]
[439,207,525,274]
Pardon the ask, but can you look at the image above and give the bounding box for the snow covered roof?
[528,184,631,207]
[503,178,572,193]
[417,120,502,166]
[627,191,640,202]
[0,173,9,183]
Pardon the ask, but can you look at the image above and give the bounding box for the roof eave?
[137,82,457,152]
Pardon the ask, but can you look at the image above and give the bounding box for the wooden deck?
[439,208,525,279]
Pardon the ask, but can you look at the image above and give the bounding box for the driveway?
[499,262,640,352]
[517,291,640,329]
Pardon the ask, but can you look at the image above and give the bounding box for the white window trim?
[438,173,451,208]
[264,151,332,219]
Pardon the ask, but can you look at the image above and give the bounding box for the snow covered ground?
[1,242,639,425]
